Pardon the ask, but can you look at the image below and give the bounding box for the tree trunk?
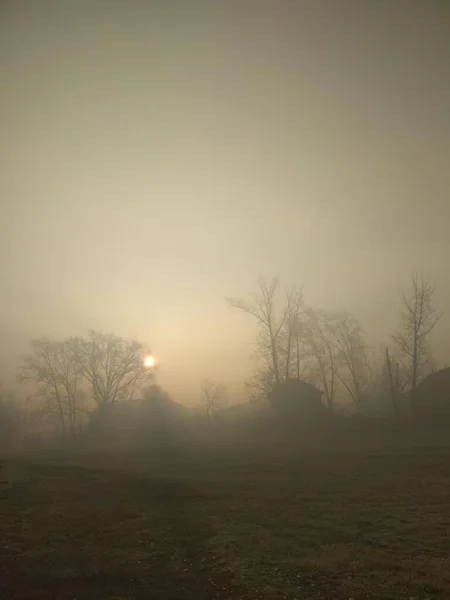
[55,392,67,436]
[285,332,292,382]
[271,335,280,388]
[320,363,332,409]
[412,334,418,391]
[386,348,399,418]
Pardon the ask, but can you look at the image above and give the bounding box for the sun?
[144,355,156,368]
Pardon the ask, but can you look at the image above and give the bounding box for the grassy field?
[1,448,450,599]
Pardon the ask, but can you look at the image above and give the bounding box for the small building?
[268,379,325,419]
[410,367,450,421]
[87,385,189,447]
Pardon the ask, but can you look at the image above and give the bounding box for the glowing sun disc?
[144,355,156,368]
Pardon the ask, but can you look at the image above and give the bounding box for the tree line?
[228,273,442,412]
[19,331,154,436]
[0,272,444,448]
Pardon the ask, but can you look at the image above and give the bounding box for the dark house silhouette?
[268,379,325,419]
[410,367,450,421]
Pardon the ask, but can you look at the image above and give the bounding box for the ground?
[1,447,450,599]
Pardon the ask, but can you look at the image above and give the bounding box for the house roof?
[416,367,450,391]
[274,378,323,395]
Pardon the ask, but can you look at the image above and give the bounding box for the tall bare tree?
[245,368,277,403]
[71,331,154,407]
[20,338,81,435]
[300,309,337,409]
[328,312,368,406]
[280,286,304,381]
[392,273,442,391]
[201,379,225,418]
[227,277,290,389]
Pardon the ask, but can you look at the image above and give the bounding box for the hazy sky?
[2,1,450,403]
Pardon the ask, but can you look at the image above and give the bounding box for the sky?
[2,0,450,404]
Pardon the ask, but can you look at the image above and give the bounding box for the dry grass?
[1,449,450,599]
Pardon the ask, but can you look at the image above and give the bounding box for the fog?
[3,5,450,598]
[2,1,450,406]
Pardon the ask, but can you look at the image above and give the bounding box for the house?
[410,367,450,421]
[268,379,325,419]
[87,385,189,446]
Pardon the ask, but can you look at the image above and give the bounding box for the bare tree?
[245,366,278,404]
[328,312,368,407]
[383,348,409,396]
[392,273,442,391]
[280,286,304,381]
[71,331,154,407]
[201,379,225,418]
[55,339,84,434]
[300,309,337,409]
[20,338,81,435]
[227,277,290,389]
